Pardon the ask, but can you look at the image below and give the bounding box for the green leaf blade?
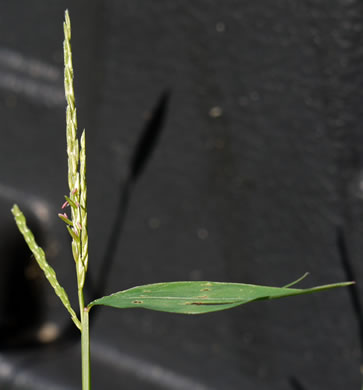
[88,280,354,315]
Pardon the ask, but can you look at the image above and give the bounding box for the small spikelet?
[11,204,81,330]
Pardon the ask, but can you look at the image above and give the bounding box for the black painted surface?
[0,1,361,389]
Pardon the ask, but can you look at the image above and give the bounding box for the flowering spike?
[12,205,81,330]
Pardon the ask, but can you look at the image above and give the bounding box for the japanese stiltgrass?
[10,10,353,390]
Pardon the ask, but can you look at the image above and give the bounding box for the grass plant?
[10,10,353,390]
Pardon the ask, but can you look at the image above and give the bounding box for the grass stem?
[81,299,91,390]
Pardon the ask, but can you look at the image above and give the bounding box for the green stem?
[79,291,91,390]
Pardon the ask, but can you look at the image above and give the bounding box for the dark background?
[0,1,361,389]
